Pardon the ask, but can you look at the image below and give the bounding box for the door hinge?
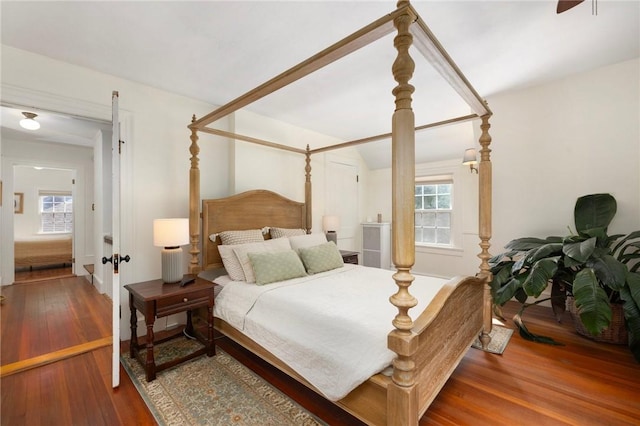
[356,175,359,183]
[72,178,75,185]
[119,139,125,154]
[72,257,75,264]
[92,203,95,211]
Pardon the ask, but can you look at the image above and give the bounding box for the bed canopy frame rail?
[187,1,493,424]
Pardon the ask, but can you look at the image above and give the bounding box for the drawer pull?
[183,298,188,303]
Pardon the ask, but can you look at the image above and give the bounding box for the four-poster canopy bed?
[185,1,493,425]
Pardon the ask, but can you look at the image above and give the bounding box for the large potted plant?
[489,193,640,362]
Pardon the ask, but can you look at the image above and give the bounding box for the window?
[40,192,73,233]
[415,182,452,245]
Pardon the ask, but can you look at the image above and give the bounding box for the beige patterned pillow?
[218,245,247,281]
[219,229,264,245]
[232,238,292,283]
[270,227,307,239]
[298,241,344,274]
[248,250,307,285]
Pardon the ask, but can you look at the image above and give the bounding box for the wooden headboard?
[201,189,307,270]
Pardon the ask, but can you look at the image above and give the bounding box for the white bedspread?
[213,264,448,401]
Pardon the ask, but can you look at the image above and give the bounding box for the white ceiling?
[1,1,638,169]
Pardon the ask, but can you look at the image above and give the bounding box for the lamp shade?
[322,215,340,232]
[153,218,189,248]
[462,148,478,165]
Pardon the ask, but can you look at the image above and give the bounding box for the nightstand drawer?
[156,290,211,317]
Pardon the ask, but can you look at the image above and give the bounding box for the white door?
[106,91,130,388]
[325,158,359,250]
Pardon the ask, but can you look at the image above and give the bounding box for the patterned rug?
[121,338,325,425]
[471,325,514,355]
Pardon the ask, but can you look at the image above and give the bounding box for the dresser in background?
[362,223,391,269]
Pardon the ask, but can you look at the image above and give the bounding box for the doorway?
[13,165,76,284]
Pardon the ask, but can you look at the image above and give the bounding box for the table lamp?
[322,215,340,244]
[153,218,189,283]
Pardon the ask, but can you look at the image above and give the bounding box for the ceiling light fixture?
[19,112,40,130]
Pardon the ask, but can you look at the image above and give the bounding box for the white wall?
[365,58,640,278]
[365,158,480,278]
[489,58,640,253]
[13,165,73,239]
[232,109,367,235]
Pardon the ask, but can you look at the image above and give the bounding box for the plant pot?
[567,297,628,345]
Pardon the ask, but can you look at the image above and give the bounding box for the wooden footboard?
[14,238,72,269]
[212,274,484,426]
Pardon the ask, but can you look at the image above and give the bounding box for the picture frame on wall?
[14,192,24,214]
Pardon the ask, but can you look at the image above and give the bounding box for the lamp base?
[161,247,183,283]
[326,231,337,244]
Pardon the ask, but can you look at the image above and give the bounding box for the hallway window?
[39,192,73,233]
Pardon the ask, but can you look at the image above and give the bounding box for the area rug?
[121,338,325,425]
[471,325,514,355]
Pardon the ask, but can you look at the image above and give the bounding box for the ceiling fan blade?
[557,0,585,14]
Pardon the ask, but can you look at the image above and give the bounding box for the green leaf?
[588,254,627,291]
[563,237,596,263]
[530,243,563,262]
[574,193,617,234]
[522,259,557,298]
[490,263,515,289]
[619,283,640,362]
[572,268,612,335]
[505,237,561,251]
[513,314,564,346]
[611,230,640,255]
[494,277,523,305]
[625,272,640,311]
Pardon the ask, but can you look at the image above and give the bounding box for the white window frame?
[414,160,467,256]
[415,179,453,246]
[39,191,73,234]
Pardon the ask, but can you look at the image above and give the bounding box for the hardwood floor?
[0,276,155,426]
[1,275,639,425]
[14,265,74,284]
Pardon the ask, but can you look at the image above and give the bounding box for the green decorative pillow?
[247,250,307,285]
[298,241,344,274]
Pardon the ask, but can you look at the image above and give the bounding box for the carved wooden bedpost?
[305,145,312,234]
[188,115,201,273]
[388,2,418,425]
[477,114,493,348]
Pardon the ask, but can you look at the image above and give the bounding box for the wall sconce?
[462,148,478,174]
[19,112,40,130]
[322,215,340,244]
[153,218,190,283]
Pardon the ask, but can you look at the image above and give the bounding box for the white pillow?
[218,245,247,281]
[233,238,292,283]
[288,233,328,250]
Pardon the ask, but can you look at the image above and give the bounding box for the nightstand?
[340,250,359,265]
[124,277,216,382]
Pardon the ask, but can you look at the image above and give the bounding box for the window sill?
[415,244,463,257]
